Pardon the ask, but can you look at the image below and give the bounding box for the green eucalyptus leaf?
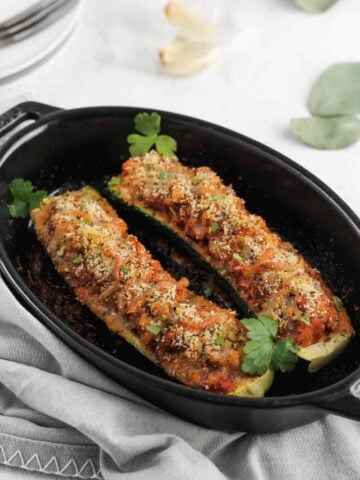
[291,116,360,150]
[294,0,338,13]
[309,63,360,116]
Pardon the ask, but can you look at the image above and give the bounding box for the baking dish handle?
[0,101,60,140]
[315,378,360,421]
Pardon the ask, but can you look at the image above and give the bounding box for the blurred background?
[0,0,359,213]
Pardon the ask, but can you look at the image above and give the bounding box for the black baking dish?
[0,101,359,433]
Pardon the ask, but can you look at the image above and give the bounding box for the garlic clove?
[159,37,220,76]
[164,1,215,41]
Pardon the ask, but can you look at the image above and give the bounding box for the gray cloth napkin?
[0,279,359,480]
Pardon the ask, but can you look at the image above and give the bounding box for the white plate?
[0,0,82,81]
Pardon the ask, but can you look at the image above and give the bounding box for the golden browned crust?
[31,187,273,396]
[112,151,353,355]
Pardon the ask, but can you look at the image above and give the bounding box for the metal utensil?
[0,0,57,31]
[0,0,79,46]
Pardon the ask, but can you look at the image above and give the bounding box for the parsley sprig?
[127,112,177,157]
[240,316,299,375]
[8,178,47,218]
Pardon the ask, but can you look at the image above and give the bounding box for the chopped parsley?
[82,194,92,201]
[192,174,203,185]
[233,252,242,262]
[121,264,129,273]
[73,254,83,265]
[8,178,47,218]
[240,316,299,375]
[159,171,169,179]
[212,194,223,201]
[127,112,177,157]
[300,313,311,325]
[109,177,122,188]
[210,222,219,234]
[214,335,225,346]
[333,296,343,312]
[146,324,161,336]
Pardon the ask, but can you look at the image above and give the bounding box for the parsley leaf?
[241,316,277,342]
[8,178,47,218]
[128,133,157,156]
[28,190,48,210]
[240,316,299,375]
[9,178,33,199]
[272,339,300,373]
[8,199,28,218]
[135,112,161,136]
[155,135,177,157]
[242,338,274,376]
[127,112,177,157]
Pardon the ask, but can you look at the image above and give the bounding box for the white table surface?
[0,4,359,479]
[1,0,359,215]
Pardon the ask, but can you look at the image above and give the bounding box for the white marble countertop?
[1,0,359,215]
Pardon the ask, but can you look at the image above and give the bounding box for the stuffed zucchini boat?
[109,151,353,372]
[31,187,273,396]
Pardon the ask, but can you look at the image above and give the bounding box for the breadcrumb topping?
[31,187,253,394]
[113,151,353,347]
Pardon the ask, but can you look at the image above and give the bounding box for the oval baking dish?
[0,101,359,433]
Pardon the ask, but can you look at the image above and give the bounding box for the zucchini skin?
[31,187,273,397]
[109,152,354,371]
